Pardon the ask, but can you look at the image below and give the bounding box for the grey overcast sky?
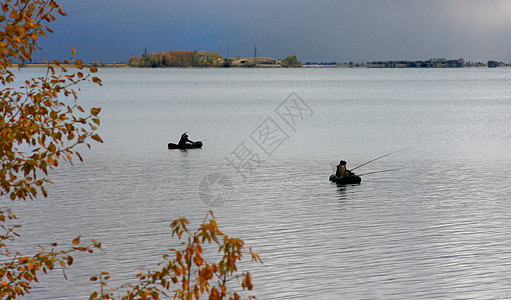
[34,0,511,63]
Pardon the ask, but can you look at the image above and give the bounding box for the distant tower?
[227,43,230,59]
[254,45,257,58]
[144,47,147,56]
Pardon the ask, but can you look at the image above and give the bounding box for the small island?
[128,50,302,68]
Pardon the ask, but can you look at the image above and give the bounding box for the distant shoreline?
[14,51,511,69]
[18,61,511,69]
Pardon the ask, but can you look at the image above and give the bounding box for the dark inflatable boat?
[329,174,362,184]
[168,141,203,150]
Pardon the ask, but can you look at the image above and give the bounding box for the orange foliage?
[0,209,102,299]
[1,0,103,201]
[129,50,224,67]
[90,211,262,300]
[1,1,103,298]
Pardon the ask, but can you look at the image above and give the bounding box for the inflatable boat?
[168,141,203,150]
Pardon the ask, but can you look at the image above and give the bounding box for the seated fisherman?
[178,132,194,147]
[336,160,352,178]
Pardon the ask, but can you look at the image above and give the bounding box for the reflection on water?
[336,184,348,200]
[5,68,511,299]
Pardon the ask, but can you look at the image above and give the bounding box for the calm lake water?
[7,67,511,299]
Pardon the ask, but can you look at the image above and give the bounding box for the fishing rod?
[350,147,409,171]
[200,136,217,142]
[357,168,401,176]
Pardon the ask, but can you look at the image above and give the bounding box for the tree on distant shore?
[129,50,224,67]
[222,58,233,67]
[280,55,302,68]
[1,0,103,297]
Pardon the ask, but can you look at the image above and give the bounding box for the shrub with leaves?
[0,210,102,298]
[1,0,103,201]
[1,0,103,298]
[90,210,263,300]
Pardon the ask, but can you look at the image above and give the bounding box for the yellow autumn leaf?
[89,291,98,299]
[90,107,101,116]
[92,76,102,85]
[91,134,103,143]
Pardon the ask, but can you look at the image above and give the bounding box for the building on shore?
[230,57,281,67]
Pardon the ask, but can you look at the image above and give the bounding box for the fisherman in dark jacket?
[336,160,352,178]
[178,132,194,147]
